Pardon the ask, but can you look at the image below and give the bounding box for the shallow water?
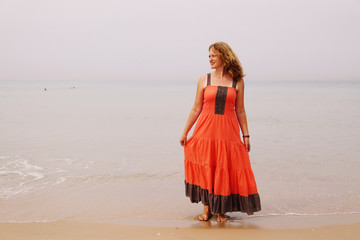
[0,80,359,223]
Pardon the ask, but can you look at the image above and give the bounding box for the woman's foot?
[198,205,211,221]
[217,214,228,222]
[198,212,212,221]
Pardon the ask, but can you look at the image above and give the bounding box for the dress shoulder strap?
[232,79,237,89]
[207,73,211,86]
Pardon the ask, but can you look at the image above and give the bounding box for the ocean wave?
[0,155,91,198]
[0,154,181,199]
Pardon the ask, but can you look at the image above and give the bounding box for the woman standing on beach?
[179,42,261,222]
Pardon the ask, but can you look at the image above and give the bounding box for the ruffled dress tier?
[184,73,261,215]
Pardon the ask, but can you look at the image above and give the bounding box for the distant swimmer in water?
[44,88,47,91]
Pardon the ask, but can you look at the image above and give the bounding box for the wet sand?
[0,221,359,240]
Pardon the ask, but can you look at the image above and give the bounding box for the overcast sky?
[0,0,359,81]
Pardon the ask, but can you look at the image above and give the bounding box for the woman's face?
[209,48,223,69]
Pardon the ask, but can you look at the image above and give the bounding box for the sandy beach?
[1,221,359,240]
[1,214,360,240]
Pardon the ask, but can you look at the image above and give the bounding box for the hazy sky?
[1,0,359,81]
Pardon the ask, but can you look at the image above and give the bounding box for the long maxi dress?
[184,73,261,215]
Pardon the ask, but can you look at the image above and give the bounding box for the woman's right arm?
[179,75,206,146]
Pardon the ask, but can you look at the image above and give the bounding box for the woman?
[179,42,261,222]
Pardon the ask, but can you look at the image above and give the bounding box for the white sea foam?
[54,177,67,185]
[0,187,33,199]
[0,156,46,198]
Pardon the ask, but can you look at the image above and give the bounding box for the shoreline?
[1,213,359,229]
[79,213,360,230]
[0,220,359,240]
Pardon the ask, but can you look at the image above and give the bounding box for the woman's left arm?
[235,79,251,152]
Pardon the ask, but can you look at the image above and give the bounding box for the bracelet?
[242,135,250,138]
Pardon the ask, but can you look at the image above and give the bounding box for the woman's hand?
[244,137,251,152]
[179,134,187,146]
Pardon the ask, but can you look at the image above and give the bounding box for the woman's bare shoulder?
[197,74,208,89]
[235,77,244,91]
[198,73,208,81]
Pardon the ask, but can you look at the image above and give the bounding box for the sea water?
[0,79,359,223]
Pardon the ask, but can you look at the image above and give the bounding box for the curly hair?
[209,42,245,80]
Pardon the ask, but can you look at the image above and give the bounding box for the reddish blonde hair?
[209,42,245,80]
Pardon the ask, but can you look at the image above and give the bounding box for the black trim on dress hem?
[185,181,261,215]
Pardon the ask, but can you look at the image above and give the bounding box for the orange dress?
[184,73,261,215]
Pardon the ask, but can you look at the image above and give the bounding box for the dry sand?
[0,221,359,240]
